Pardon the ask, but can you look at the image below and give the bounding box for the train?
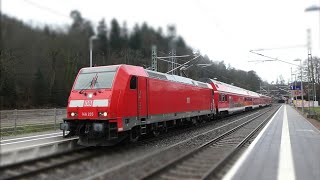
[60,64,272,146]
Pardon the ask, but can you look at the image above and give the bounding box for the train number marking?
[82,112,94,116]
[83,100,93,107]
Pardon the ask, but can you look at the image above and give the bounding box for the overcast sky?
[2,0,320,83]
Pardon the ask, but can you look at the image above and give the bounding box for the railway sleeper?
[166,169,203,179]
[180,161,214,169]
[175,165,206,172]
[160,174,188,180]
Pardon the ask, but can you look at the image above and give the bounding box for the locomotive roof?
[208,79,260,97]
[80,65,119,73]
[80,65,212,89]
[145,70,212,89]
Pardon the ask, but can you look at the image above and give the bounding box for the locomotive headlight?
[70,112,77,117]
[87,93,93,98]
[99,112,108,117]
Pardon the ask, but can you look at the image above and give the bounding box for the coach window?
[220,94,225,102]
[130,76,137,89]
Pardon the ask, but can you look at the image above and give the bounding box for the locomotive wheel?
[129,127,140,142]
[152,129,160,137]
[192,118,198,126]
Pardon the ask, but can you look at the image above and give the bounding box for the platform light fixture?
[89,35,98,67]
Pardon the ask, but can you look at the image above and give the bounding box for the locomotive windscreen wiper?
[74,71,115,91]
[78,73,99,94]
[90,73,99,89]
[79,82,91,94]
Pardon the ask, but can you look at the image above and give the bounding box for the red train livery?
[60,64,271,146]
[205,79,270,114]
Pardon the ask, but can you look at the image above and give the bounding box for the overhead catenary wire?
[166,55,201,74]
[23,0,70,19]
[157,55,191,59]
[251,45,307,52]
[157,58,184,66]
[249,50,301,67]
[197,66,252,90]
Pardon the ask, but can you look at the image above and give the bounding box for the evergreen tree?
[32,68,48,106]
[129,24,141,50]
[0,12,269,108]
[121,21,129,48]
[110,19,122,49]
[69,10,94,37]
[97,18,108,53]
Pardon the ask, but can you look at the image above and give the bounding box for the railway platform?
[223,104,320,180]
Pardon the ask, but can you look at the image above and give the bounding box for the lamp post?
[294,74,297,105]
[314,82,317,104]
[306,5,320,111]
[291,72,297,108]
[294,59,304,113]
[305,5,320,12]
[305,5,320,52]
[290,67,293,105]
[89,35,98,67]
[248,51,305,112]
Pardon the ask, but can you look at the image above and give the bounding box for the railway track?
[0,106,276,180]
[85,106,278,180]
[0,136,80,167]
[0,147,101,180]
[0,115,236,180]
[140,106,279,180]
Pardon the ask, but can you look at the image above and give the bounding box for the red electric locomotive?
[61,64,271,146]
[60,64,215,146]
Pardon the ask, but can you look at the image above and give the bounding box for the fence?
[0,108,66,136]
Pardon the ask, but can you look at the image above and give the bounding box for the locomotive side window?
[219,94,226,102]
[130,76,137,89]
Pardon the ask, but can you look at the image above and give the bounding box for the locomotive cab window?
[130,76,137,89]
[73,68,117,90]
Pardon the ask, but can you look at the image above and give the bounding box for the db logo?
[83,100,93,107]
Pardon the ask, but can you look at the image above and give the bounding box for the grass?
[311,107,320,121]
[299,107,320,121]
[310,107,320,114]
[0,123,58,137]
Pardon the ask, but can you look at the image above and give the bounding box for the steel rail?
[0,146,100,180]
[140,106,279,180]
[0,108,260,169]
[201,105,280,179]
[0,107,275,180]
[86,106,274,180]
[0,137,79,166]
